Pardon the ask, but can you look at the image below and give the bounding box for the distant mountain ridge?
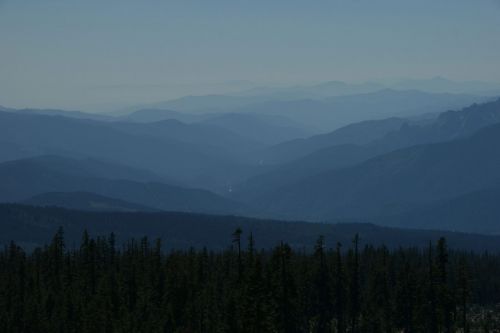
[239,89,490,132]
[236,77,500,98]
[127,89,488,132]
[0,110,260,192]
[0,156,248,215]
[373,98,500,149]
[12,107,114,122]
[24,192,156,212]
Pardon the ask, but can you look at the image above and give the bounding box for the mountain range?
[125,89,490,132]
[235,98,500,204]
[0,110,262,193]
[2,86,500,235]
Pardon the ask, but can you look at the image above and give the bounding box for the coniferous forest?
[1,229,500,332]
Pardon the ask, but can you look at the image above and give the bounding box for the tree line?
[1,228,500,332]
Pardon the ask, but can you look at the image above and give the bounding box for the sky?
[1,0,500,111]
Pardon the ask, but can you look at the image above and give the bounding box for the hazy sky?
[1,0,500,110]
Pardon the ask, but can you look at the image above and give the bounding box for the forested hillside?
[2,204,500,253]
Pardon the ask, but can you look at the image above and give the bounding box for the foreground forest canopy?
[1,230,500,332]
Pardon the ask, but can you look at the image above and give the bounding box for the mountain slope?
[377,187,500,234]
[374,98,500,149]
[107,119,263,162]
[0,156,247,215]
[197,112,309,144]
[251,122,500,222]
[4,155,168,183]
[235,144,377,202]
[260,117,406,164]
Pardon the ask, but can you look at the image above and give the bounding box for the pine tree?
[457,255,470,333]
[334,242,345,333]
[395,252,416,332]
[427,241,439,333]
[349,234,360,333]
[232,227,243,281]
[436,237,452,332]
[312,235,332,332]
